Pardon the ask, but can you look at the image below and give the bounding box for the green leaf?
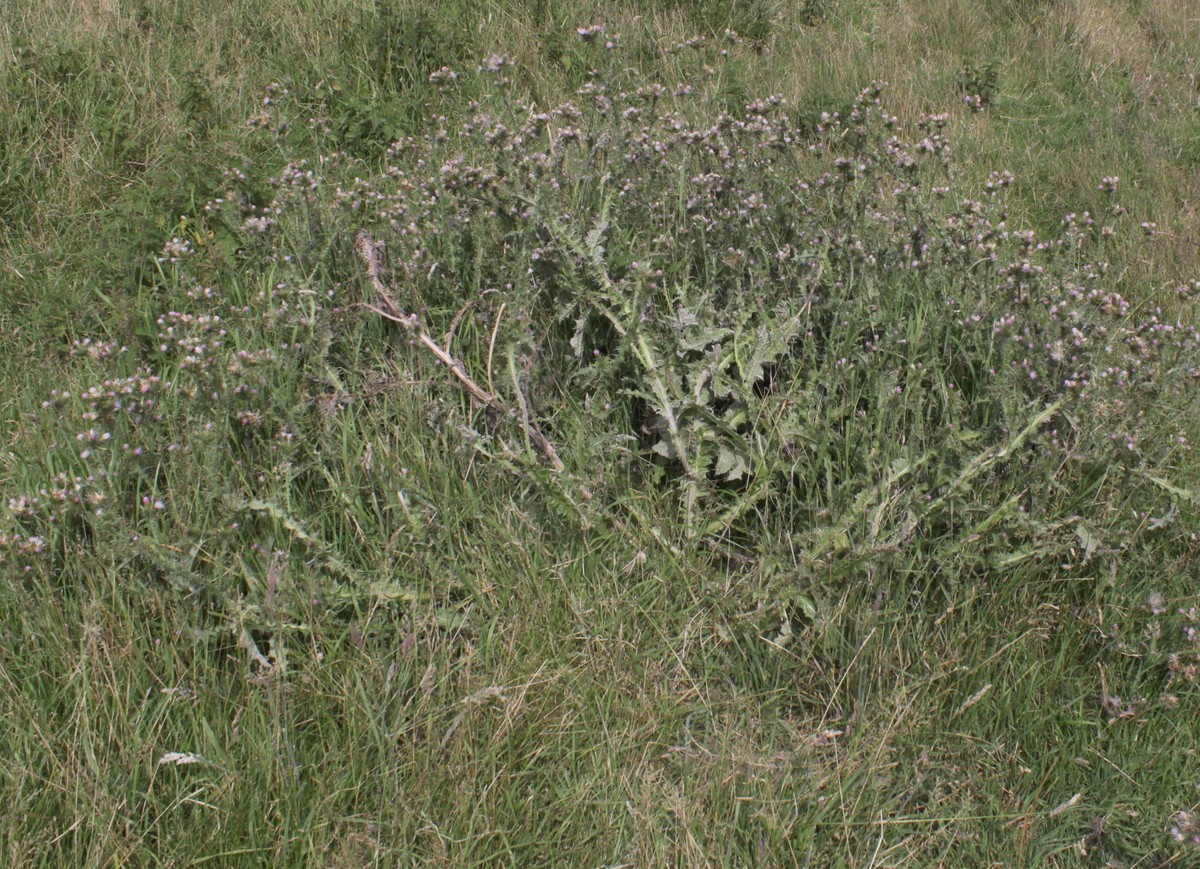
[650,437,677,459]
[714,445,750,481]
[1141,473,1200,505]
[679,327,732,354]
[1074,522,1101,563]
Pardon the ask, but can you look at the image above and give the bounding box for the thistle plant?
[253,37,1197,570]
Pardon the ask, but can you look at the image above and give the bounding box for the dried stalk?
[354,230,564,472]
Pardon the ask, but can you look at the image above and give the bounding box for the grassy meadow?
[4,0,1200,865]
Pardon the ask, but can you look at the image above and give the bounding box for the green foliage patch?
[4,2,1200,865]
